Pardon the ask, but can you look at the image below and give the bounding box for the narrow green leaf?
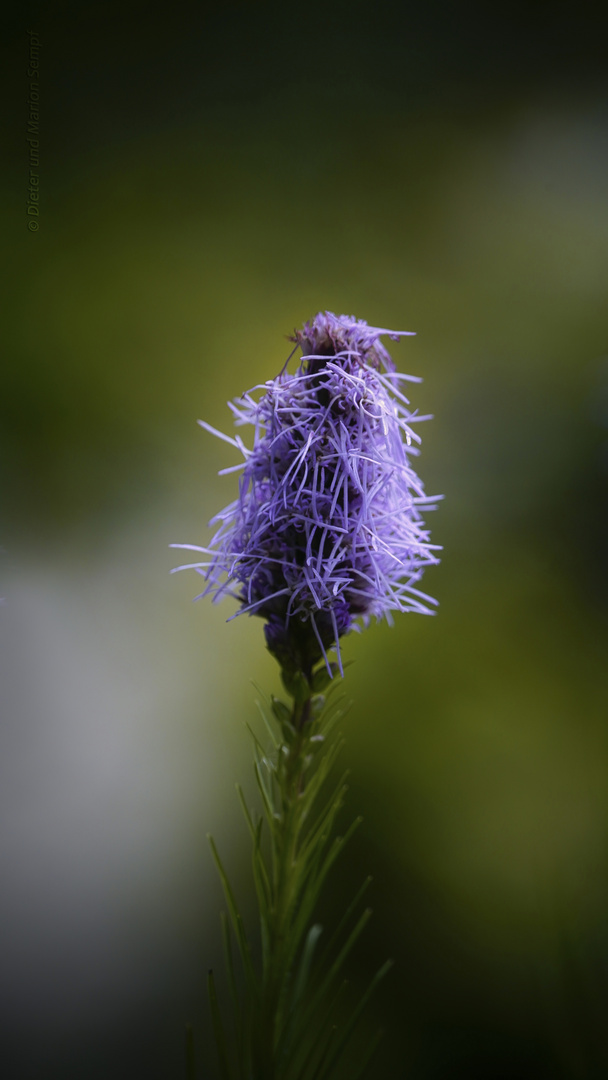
[310,1023,338,1080]
[251,818,271,959]
[295,744,347,829]
[283,807,356,969]
[296,908,372,1039]
[207,835,258,997]
[298,780,348,864]
[208,969,233,1080]
[271,696,292,725]
[238,782,277,913]
[185,1023,196,1080]
[290,818,363,953]
[276,924,324,1068]
[259,897,271,979]
[278,717,298,746]
[315,816,362,885]
[349,1028,385,1080]
[250,680,271,705]
[311,666,333,692]
[303,734,345,796]
[311,660,354,693]
[256,699,280,749]
[281,667,310,702]
[323,906,373,992]
[316,960,394,1080]
[254,759,278,831]
[320,876,372,968]
[291,923,323,1012]
[254,815,270,888]
[310,693,327,718]
[236,784,255,840]
[284,799,350,954]
[220,912,240,1030]
[245,721,267,759]
[319,698,352,740]
[285,980,348,1080]
[235,912,258,997]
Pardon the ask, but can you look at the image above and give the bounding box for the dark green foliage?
[206,671,389,1079]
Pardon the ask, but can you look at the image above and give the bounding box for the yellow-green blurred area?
[2,2,608,1077]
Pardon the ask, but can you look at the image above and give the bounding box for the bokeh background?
[2,2,608,1077]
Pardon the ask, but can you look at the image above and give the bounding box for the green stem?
[255,694,312,1079]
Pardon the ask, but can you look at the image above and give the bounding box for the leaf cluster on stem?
[204,663,391,1080]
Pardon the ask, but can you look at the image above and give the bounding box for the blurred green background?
[2,2,608,1077]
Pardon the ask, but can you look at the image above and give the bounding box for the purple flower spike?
[172,312,442,679]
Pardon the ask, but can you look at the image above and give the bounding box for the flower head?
[173,312,441,678]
